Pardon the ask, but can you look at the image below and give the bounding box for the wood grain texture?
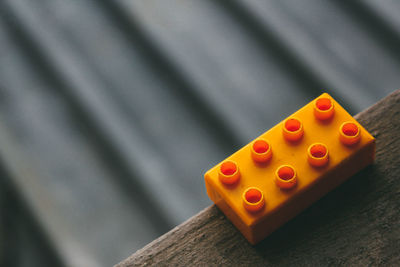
[116,90,400,267]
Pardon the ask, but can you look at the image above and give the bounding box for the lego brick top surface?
[205,93,375,226]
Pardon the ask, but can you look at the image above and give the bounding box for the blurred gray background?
[0,0,399,266]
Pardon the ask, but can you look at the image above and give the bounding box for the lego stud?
[219,160,240,185]
[307,143,329,167]
[314,97,334,120]
[282,118,304,142]
[251,139,272,164]
[275,165,297,189]
[242,187,265,213]
[339,122,361,146]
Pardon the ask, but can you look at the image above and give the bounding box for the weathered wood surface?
[116,90,400,267]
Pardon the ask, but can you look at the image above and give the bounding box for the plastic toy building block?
[204,93,375,244]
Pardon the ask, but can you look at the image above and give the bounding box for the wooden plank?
[116,89,400,266]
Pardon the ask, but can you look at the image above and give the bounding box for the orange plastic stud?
[307,143,329,167]
[242,187,265,213]
[314,97,334,120]
[339,122,361,146]
[275,165,297,189]
[282,118,304,142]
[219,160,240,185]
[251,139,272,164]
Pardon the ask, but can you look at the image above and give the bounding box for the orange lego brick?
[204,93,375,244]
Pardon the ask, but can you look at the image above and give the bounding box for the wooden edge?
[116,89,400,267]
